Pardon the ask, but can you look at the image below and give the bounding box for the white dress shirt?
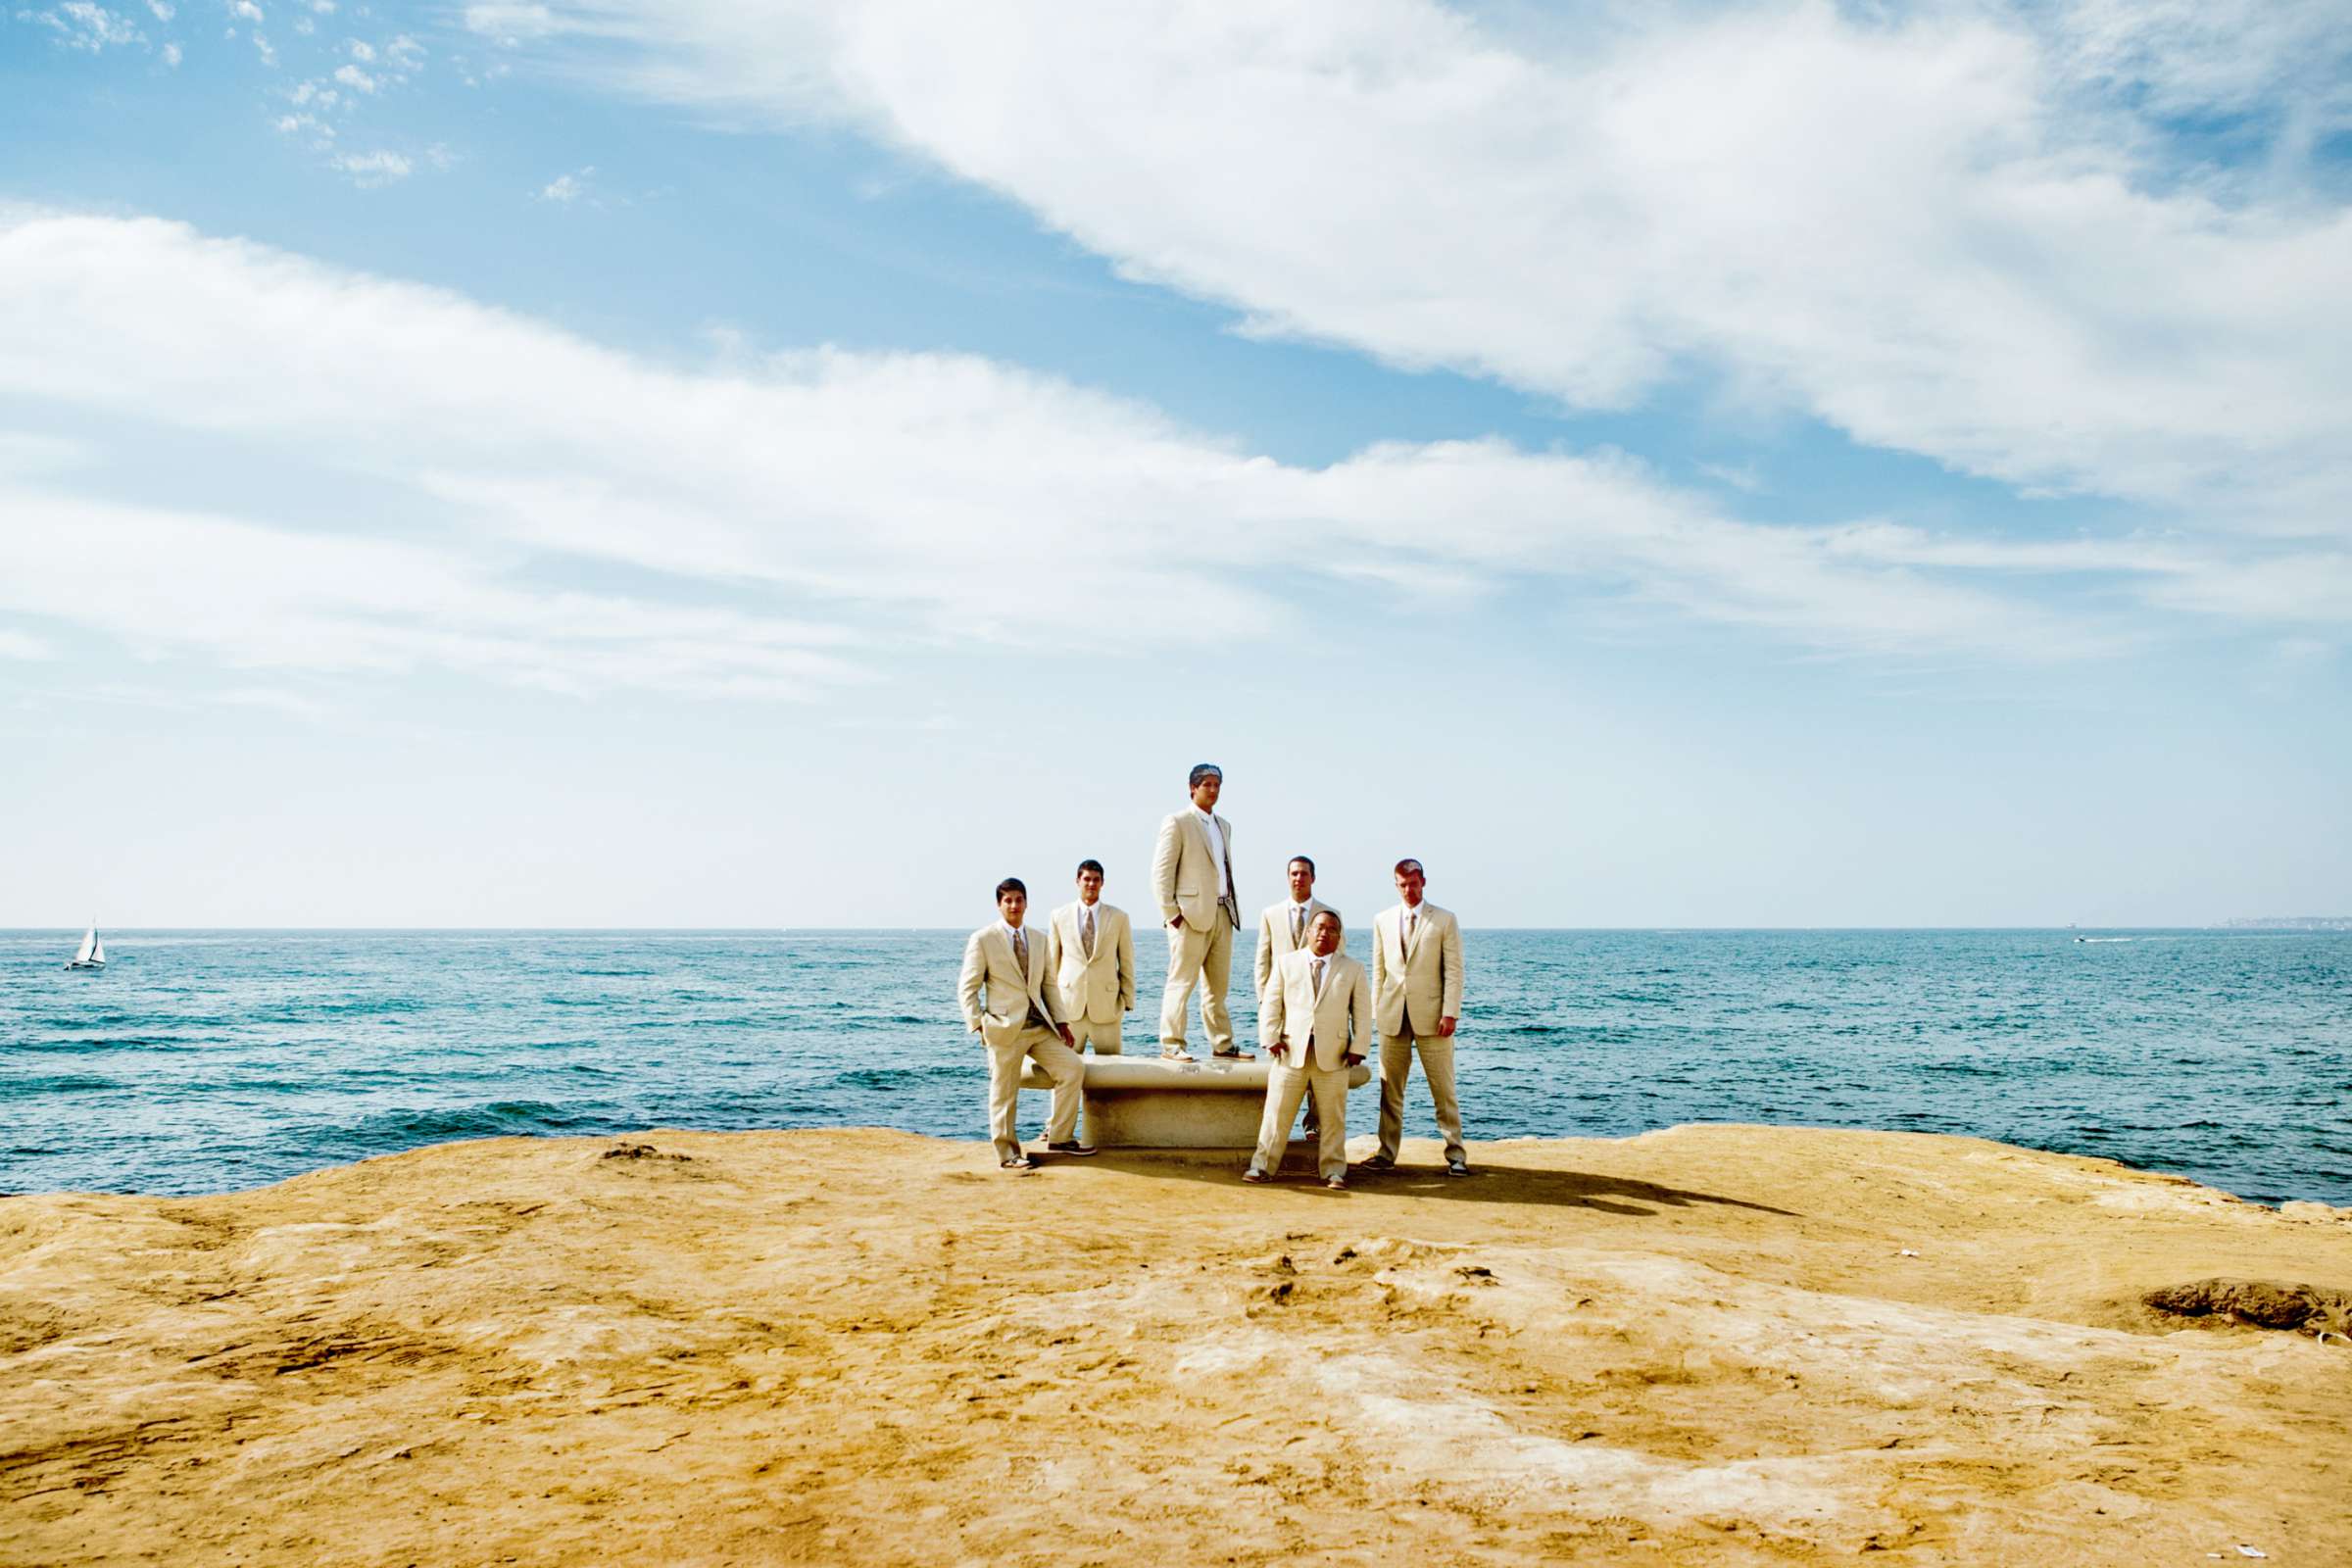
[1194,807,1230,897]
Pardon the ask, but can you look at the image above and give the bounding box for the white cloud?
[464,2,558,45]
[251,28,271,64]
[206,685,336,721]
[328,148,409,184]
[161,39,179,64]
[0,430,98,476]
[146,0,172,18]
[345,36,369,59]
[9,208,2345,713]
[508,1,2352,543]
[535,166,594,203]
[16,2,144,50]
[332,62,375,91]
[227,0,260,21]
[0,628,61,662]
[0,494,863,700]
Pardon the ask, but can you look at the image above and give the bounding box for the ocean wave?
[342,1101,601,1145]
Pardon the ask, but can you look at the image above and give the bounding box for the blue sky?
[3,0,2348,927]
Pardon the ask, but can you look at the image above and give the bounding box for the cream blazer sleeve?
[956,929,989,1033]
[1115,906,1136,1012]
[1440,908,1465,1020]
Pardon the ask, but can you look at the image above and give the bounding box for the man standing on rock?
[1247,909,1370,1190]
[958,877,1093,1170]
[1046,858,1134,1055]
[1255,855,1345,999]
[1152,762,1247,1059]
[1257,854,1343,1135]
[1365,858,1469,1177]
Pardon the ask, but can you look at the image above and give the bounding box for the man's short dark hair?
[1188,762,1223,790]
[1393,858,1424,877]
[995,877,1027,901]
[1288,855,1315,876]
[1075,858,1105,879]
[1309,908,1343,931]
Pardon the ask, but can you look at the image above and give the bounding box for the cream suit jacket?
[1260,949,1373,1072]
[1045,900,1134,1026]
[1152,810,1237,930]
[957,924,1067,1048]
[1371,901,1464,1038]
[1255,898,1346,998]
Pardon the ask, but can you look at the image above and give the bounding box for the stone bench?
[1020,1054,1375,1148]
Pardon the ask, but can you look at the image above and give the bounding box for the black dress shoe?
[1047,1141,1100,1156]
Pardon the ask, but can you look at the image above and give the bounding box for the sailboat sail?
[91,934,106,964]
[74,925,96,965]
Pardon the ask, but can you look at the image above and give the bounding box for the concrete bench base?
[1020,1054,1374,1149]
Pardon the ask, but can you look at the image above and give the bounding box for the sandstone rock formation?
[4,1126,2348,1565]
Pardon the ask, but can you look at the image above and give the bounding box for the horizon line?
[8,924,2341,935]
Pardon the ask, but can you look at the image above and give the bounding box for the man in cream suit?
[1256,854,1343,1134]
[1254,855,1345,999]
[1245,910,1371,1189]
[1151,762,1246,1059]
[957,877,1093,1170]
[1046,858,1134,1055]
[1365,858,1469,1176]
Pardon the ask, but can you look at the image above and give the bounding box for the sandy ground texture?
[5,1124,2350,1567]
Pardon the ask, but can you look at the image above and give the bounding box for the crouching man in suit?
[1047,858,1134,1054]
[958,877,1094,1170]
[1244,909,1370,1190]
[1257,853,1344,1138]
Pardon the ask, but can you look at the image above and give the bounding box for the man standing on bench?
[1152,762,1247,1060]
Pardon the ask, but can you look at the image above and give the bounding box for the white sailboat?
[65,919,106,970]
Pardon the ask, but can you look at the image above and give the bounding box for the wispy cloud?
[328,148,409,185]
[15,2,145,51]
[9,208,2336,710]
[535,165,595,204]
[498,1,2352,545]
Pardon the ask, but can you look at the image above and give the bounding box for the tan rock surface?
[4,1125,2349,1566]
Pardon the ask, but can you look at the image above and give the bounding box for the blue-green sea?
[3,929,2346,1202]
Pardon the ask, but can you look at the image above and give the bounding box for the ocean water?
[2,928,2346,1203]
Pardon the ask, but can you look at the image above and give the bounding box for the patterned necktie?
[1407,908,1418,946]
[1311,956,1326,998]
[1291,906,1305,946]
[1082,906,1096,960]
[1013,928,1028,974]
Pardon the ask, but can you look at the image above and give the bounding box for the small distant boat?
[65,919,106,970]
